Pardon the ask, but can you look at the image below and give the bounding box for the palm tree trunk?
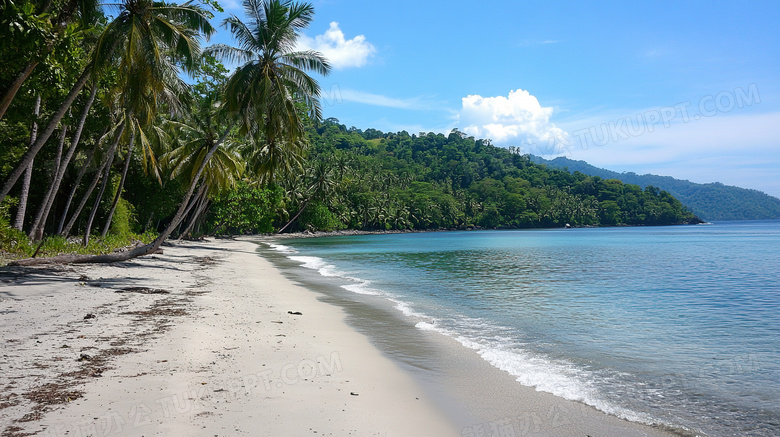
[51,125,68,184]
[175,181,205,236]
[82,124,124,246]
[28,125,68,240]
[10,122,234,265]
[177,184,207,240]
[193,201,210,235]
[0,61,39,122]
[179,197,210,240]
[276,198,311,234]
[0,67,91,205]
[14,162,34,231]
[82,151,115,246]
[13,94,42,231]
[101,127,136,237]
[176,181,206,238]
[60,145,112,238]
[143,211,154,233]
[154,124,232,238]
[57,132,103,235]
[29,86,98,241]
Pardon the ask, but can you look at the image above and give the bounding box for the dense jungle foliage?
[259,120,699,232]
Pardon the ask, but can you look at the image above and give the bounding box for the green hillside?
[246,121,701,233]
[531,156,780,221]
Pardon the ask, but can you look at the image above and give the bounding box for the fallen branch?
[8,242,164,266]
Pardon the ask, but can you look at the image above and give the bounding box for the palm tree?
[27,85,99,241]
[0,0,100,121]
[208,0,330,180]
[166,136,245,197]
[0,0,214,206]
[59,126,123,238]
[164,106,246,211]
[56,129,105,236]
[276,157,336,233]
[166,137,245,239]
[12,94,41,231]
[94,0,212,239]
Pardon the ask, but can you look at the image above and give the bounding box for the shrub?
[298,202,346,231]
[110,197,138,236]
[207,182,285,235]
[0,199,32,257]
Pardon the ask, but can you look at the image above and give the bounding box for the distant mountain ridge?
[530,156,780,221]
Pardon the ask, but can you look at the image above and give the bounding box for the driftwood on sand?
[8,240,164,266]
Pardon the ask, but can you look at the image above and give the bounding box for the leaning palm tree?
[148,0,330,246]
[93,0,210,240]
[164,128,245,238]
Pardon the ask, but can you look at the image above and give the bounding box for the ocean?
[261,221,780,436]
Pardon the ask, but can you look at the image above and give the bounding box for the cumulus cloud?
[297,22,375,69]
[457,89,568,148]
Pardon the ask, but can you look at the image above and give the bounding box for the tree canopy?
[266,121,699,233]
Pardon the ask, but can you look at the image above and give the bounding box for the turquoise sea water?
[266,221,780,436]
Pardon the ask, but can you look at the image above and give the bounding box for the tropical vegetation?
[0,0,699,264]
[0,0,331,263]
[270,121,699,232]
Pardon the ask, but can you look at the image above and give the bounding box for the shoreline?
[266,220,711,241]
[260,237,689,437]
[2,238,684,436]
[1,238,456,436]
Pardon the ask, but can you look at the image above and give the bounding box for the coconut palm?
[94,0,212,239]
[0,0,100,121]
[27,85,99,241]
[12,94,41,231]
[276,157,336,233]
[208,0,330,182]
[163,109,246,200]
[164,134,245,239]
[0,0,214,206]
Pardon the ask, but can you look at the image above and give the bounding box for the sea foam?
[287,255,380,296]
[418,317,659,425]
[267,243,298,254]
[280,242,663,429]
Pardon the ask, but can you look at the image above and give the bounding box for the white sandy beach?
[1,238,680,436]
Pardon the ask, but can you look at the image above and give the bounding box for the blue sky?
[209,0,780,198]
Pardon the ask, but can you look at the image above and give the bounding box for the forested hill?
[530,156,780,221]
[254,121,701,233]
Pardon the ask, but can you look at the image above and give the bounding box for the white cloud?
[338,89,432,110]
[457,89,568,147]
[298,22,375,69]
